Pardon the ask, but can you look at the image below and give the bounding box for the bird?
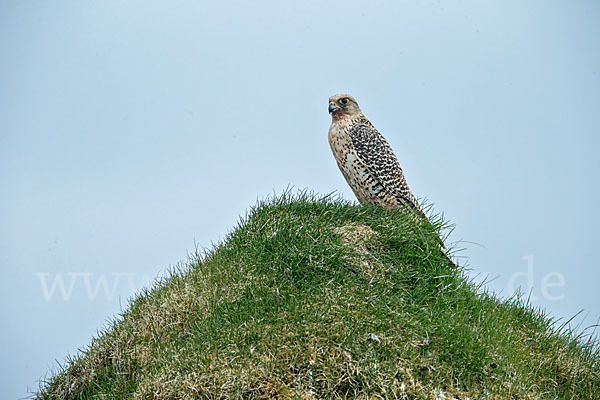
[327,93,453,261]
[327,93,422,213]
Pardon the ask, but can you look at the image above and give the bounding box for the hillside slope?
[37,193,599,399]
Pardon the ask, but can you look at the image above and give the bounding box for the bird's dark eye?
[341,98,349,104]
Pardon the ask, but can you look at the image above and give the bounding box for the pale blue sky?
[1,1,599,398]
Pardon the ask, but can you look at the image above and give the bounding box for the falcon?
[328,93,422,213]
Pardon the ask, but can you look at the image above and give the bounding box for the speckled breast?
[328,121,383,205]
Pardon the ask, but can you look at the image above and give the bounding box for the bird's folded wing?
[347,123,421,212]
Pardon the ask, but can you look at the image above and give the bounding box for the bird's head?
[328,94,361,119]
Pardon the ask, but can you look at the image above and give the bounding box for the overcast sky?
[1,1,599,398]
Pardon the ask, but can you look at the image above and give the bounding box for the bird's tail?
[404,202,457,268]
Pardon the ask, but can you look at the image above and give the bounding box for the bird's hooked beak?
[328,101,339,113]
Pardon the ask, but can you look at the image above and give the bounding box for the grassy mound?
[37,193,599,399]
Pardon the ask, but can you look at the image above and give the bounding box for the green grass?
[37,192,600,399]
